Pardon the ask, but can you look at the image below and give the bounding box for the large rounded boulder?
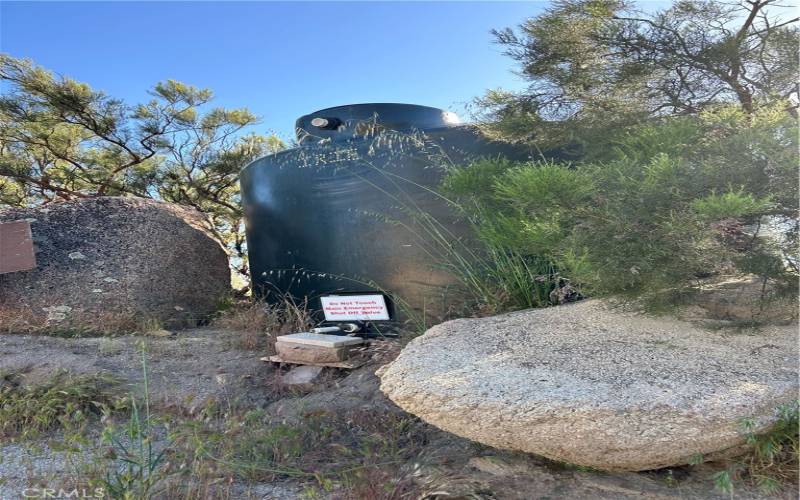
[0,197,230,333]
[379,300,798,471]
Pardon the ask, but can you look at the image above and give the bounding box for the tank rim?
[302,102,448,116]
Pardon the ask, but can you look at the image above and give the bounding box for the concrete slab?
[276,332,364,348]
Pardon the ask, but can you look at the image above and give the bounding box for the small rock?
[42,305,72,322]
[146,329,173,337]
[468,456,525,477]
[280,365,324,388]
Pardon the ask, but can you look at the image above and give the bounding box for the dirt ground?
[0,327,795,499]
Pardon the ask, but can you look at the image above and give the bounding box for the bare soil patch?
[1,328,795,499]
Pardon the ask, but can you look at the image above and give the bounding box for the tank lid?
[295,103,460,143]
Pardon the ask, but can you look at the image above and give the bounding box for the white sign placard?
[320,294,390,321]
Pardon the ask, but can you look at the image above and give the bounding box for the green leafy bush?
[443,104,799,310]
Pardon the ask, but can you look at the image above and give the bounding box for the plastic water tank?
[240,103,530,321]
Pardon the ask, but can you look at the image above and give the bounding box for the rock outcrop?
[378,300,798,471]
[0,197,230,333]
[686,276,798,324]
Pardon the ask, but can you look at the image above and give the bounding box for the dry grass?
[155,406,433,499]
[213,297,312,351]
[0,369,125,440]
[0,306,160,337]
[0,306,47,334]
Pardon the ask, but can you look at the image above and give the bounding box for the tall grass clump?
[0,370,122,440]
[213,295,312,350]
[333,145,563,318]
[712,401,799,494]
[95,342,171,498]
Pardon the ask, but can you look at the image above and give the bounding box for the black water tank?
[240,103,530,320]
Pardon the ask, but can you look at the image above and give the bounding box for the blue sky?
[1,1,549,140]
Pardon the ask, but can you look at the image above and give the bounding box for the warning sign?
[320,294,390,321]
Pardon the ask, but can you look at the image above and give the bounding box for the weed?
[153,407,432,498]
[94,342,172,498]
[134,317,165,335]
[98,337,126,356]
[356,152,561,318]
[0,308,160,337]
[0,306,47,334]
[0,370,123,440]
[213,297,312,351]
[713,401,799,494]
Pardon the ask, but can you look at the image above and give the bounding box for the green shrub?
[443,104,799,310]
[692,190,773,221]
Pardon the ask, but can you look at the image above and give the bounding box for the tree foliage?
[479,0,799,148]
[0,54,283,280]
[441,0,800,313]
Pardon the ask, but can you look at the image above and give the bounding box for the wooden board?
[261,355,365,369]
[0,220,36,274]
